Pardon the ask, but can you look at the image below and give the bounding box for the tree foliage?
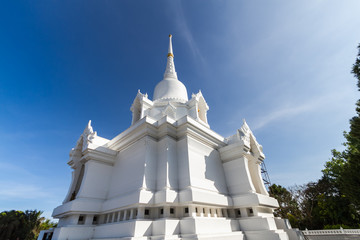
[0,210,57,240]
[323,43,360,208]
[340,43,360,207]
[269,184,301,227]
[270,179,360,230]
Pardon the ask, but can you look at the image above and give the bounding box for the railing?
[302,227,360,235]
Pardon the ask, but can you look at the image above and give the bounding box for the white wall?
[107,138,147,199]
[177,137,191,190]
[187,137,228,194]
[222,157,255,195]
[77,160,112,199]
[156,136,178,191]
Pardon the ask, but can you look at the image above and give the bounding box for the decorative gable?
[130,90,152,125]
[189,91,209,126]
[226,119,265,160]
[162,102,176,119]
[68,120,97,168]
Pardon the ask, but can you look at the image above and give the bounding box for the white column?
[217,209,223,217]
[129,209,134,219]
[228,209,236,218]
[205,208,211,217]
[222,209,228,218]
[137,207,145,219]
[200,207,204,217]
[123,210,127,221]
[189,206,197,218]
[99,214,106,224]
[163,206,170,218]
[240,208,248,217]
[85,215,94,225]
[211,208,216,217]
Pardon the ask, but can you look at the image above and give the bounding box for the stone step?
[180,231,245,240]
[91,237,149,240]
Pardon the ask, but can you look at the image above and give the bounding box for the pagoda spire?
[164,34,178,80]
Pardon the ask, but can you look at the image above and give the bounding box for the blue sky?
[1,1,360,220]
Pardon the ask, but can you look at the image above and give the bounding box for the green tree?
[341,90,360,206]
[0,210,56,240]
[0,210,24,240]
[341,43,360,207]
[300,178,359,229]
[269,184,302,228]
[270,178,360,230]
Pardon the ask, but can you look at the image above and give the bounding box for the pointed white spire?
[164,34,178,80]
[168,34,174,58]
[153,34,188,102]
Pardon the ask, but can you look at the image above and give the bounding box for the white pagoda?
[43,35,304,240]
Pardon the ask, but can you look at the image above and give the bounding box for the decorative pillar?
[200,207,204,217]
[205,208,211,217]
[189,206,197,218]
[163,206,170,218]
[84,215,93,225]
[240,208,248,217]
[211,208,216,217]
[228,209,236,218]
[217,209,223,217]
[222,209,228,218]
[123,210,127,221]
[129,209,134,219]
[137,207,145,219]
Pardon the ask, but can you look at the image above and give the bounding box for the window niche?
[92,215,98,225]
[78,215,85,225]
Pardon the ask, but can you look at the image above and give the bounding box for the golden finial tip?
[169,34,172,38]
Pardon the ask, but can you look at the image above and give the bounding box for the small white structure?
[46,35,303,240]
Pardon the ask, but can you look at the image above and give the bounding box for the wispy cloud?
[0,162,38,178]
[252,102,316,130]
[168,1,206,66]
[0,181,49,200]
[252,90,352,131]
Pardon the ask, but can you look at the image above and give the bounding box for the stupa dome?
[153,78,188,102]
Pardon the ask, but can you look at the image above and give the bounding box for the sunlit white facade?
[42,35,304,240]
